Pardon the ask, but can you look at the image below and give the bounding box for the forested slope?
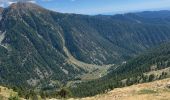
[71,42,170,97]
[1,2,170,94]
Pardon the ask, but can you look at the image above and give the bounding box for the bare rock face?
[0,7,3,20]
[0,7,3,13]
[9,2,47,12]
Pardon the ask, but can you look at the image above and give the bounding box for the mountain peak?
[0,7,3,13]
[9,2,44,11]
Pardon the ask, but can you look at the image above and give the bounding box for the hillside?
[71,42,170,97]
[1,2,170,96]
[81,78,170,100]
[0,86,18,100]
[1,78,170,100]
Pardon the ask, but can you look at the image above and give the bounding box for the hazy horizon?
[0,0,170,15]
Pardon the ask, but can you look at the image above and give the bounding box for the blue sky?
[1,0,170,14]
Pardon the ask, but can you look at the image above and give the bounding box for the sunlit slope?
[81,78,170,100]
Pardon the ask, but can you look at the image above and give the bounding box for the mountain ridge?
[1,2,170,93]
[0,7,3,13]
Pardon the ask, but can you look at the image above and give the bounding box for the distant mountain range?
[1,2,170,95]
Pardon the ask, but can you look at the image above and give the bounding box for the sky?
[0,0,170,15]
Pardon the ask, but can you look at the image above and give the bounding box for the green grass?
[138,89,157,94]
[0,95,5,100]
[163,88,170,92]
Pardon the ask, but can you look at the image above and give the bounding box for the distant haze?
[0,0,170,14]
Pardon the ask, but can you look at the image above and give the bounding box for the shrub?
[8,95,20,100]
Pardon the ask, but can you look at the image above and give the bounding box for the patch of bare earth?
[0,86,17,100]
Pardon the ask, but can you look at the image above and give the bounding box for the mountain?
[71,42,170,97]
[0,7,3,20]
[0,7,3,13]
[0,2,84,88]
[1,2,170,93]
[135,10,170,18]
[0,7,4,13]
